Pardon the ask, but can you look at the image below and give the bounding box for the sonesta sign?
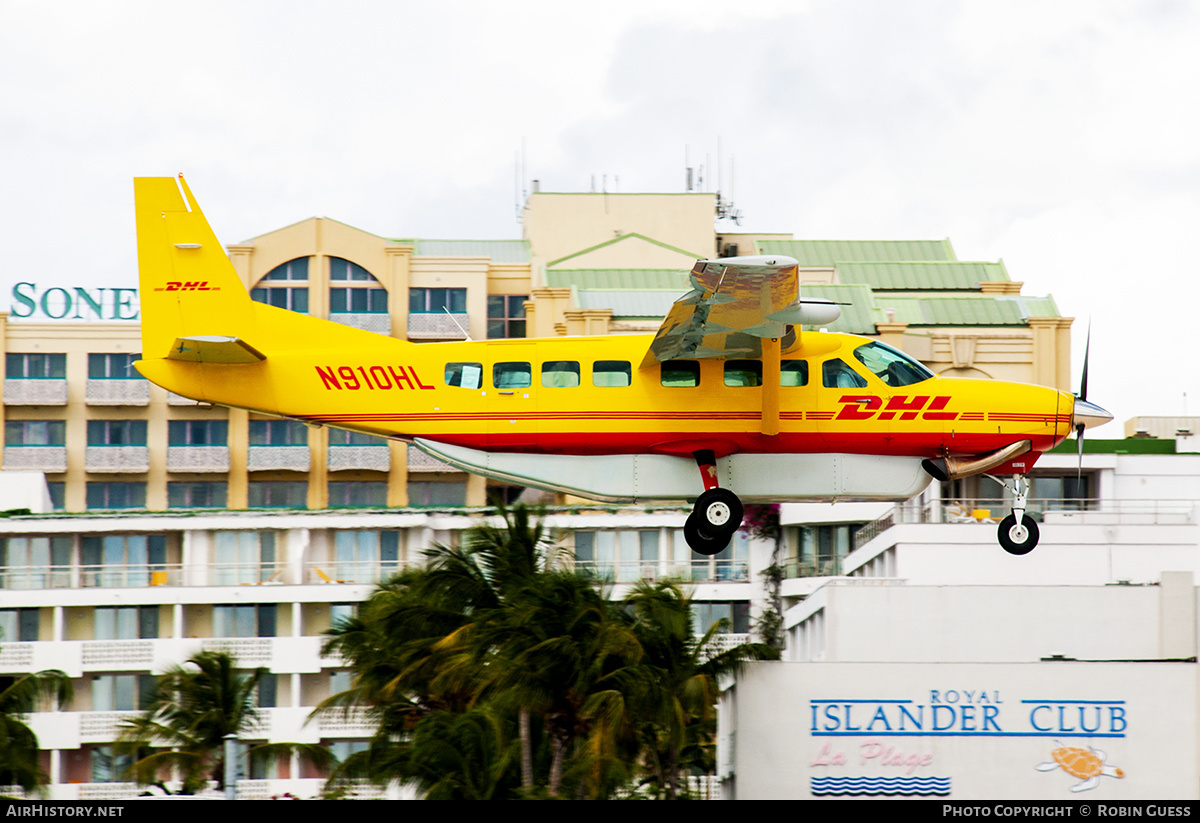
[9,282,140,321]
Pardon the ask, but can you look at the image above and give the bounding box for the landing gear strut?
[992,473,1039,555]
[684,451,744,556]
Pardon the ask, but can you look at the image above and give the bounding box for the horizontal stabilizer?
[166,336,266,364]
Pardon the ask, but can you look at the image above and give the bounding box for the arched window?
[329,258,387,313]
[251,258,309,313]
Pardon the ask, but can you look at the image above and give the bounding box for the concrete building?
[721,438,1200,800]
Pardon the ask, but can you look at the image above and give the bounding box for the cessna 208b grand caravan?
[134,176,1112,555]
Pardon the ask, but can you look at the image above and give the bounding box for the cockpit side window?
[853,341,935,387]
[822,358,868,389]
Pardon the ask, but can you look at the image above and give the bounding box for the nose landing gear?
[993,473,1039,555]
[684,451,744,556]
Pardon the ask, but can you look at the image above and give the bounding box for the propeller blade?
[1077,423,1085,482]
[1079,322,1091,403]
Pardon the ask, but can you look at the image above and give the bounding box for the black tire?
[684,513,730,556]
[694,488,744,534]
[998,513,1039,555]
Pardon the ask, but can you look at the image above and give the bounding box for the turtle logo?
[1036,743,1125,792]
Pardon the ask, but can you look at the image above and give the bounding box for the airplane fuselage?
[139,326,1074,463]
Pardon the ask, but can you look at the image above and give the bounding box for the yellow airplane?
[133,176,1112,556]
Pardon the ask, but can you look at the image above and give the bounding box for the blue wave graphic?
[811,776,951,797]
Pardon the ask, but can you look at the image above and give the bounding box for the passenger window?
[593,361,631,387]
[445,362,483,389]
[661,361,700,387]
[493,362,532,389]
[542,361,580,388]
[724,360,762,387]
[822,359,868,389]
[781,360,808,387]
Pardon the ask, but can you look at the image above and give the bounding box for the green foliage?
[0,670,73,793]
[321,504,779,799]
[117,650,331,795]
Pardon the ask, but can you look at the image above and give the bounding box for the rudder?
[134,175,253,360]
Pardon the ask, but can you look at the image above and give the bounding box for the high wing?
[640,254,842,367]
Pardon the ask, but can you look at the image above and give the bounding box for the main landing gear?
[685,451,745,556]
[992,473,1039,555]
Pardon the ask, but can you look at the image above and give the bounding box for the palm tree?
[623,580,779,799]
[323,505,643,798]
[0,670,72,794]
[117,650,330,795]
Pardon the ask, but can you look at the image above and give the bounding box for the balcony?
[0,561,416,590]
[407,447,461,473]
[85,446,150,473]
[248,445,311,471]
[167,445,230,472]
[407,312,469,340]
[328,444,390,472]
[331,312,391,335]
[570,559,749,584]
[167,391,203,406]
[3,445,67,472]
[4,378,67,405]
[85,379,149,406]
[853,497,1199,551]
[82,640,155,670]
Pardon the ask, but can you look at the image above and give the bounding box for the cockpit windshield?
[853,341,935,387]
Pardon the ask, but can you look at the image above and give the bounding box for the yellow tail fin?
[134,175,254,359]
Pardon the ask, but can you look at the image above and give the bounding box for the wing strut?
[761,337,781,436]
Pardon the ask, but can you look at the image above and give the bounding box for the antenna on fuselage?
[445,308,473,342]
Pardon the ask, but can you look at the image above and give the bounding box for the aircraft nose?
[1073,398,1113,430]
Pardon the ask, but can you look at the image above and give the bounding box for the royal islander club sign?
[9,283,140,321]
[726,662,1197,800]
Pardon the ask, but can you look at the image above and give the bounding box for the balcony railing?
[306,560,410,585]
[248,445,311,471]
[854,498,1199,550]
[406,448,461,472]
[331,312,391,335]
[85,446,150,473]
[4,378,67,405]
[3,445,67,472]
[0,564,189,589]
[85,379,149,406]
[407,313,469,340]
[328,444,390,472]
[167,445,230,472]
[569,559,749,584]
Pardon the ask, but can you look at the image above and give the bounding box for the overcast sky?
[2,0,1198,429]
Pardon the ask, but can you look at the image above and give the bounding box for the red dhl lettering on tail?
[315,365,435,391]
[155,281,216,291]
[836,395,958,421]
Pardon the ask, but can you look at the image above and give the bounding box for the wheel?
[998,513,1039,555]
[684,513,730,556]
[694,488,744,534]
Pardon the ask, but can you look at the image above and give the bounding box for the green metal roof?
[546,269,691,290]
[756,239,956,266]
[575,290,680,318]
[798,285,883,335]
[877,295,1060,326]
[405,239,531,263]
[547,233,704,268]
[837,261,1009,290]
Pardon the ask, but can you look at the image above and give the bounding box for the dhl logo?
[156,281,217,292]
[836,395,957,421]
